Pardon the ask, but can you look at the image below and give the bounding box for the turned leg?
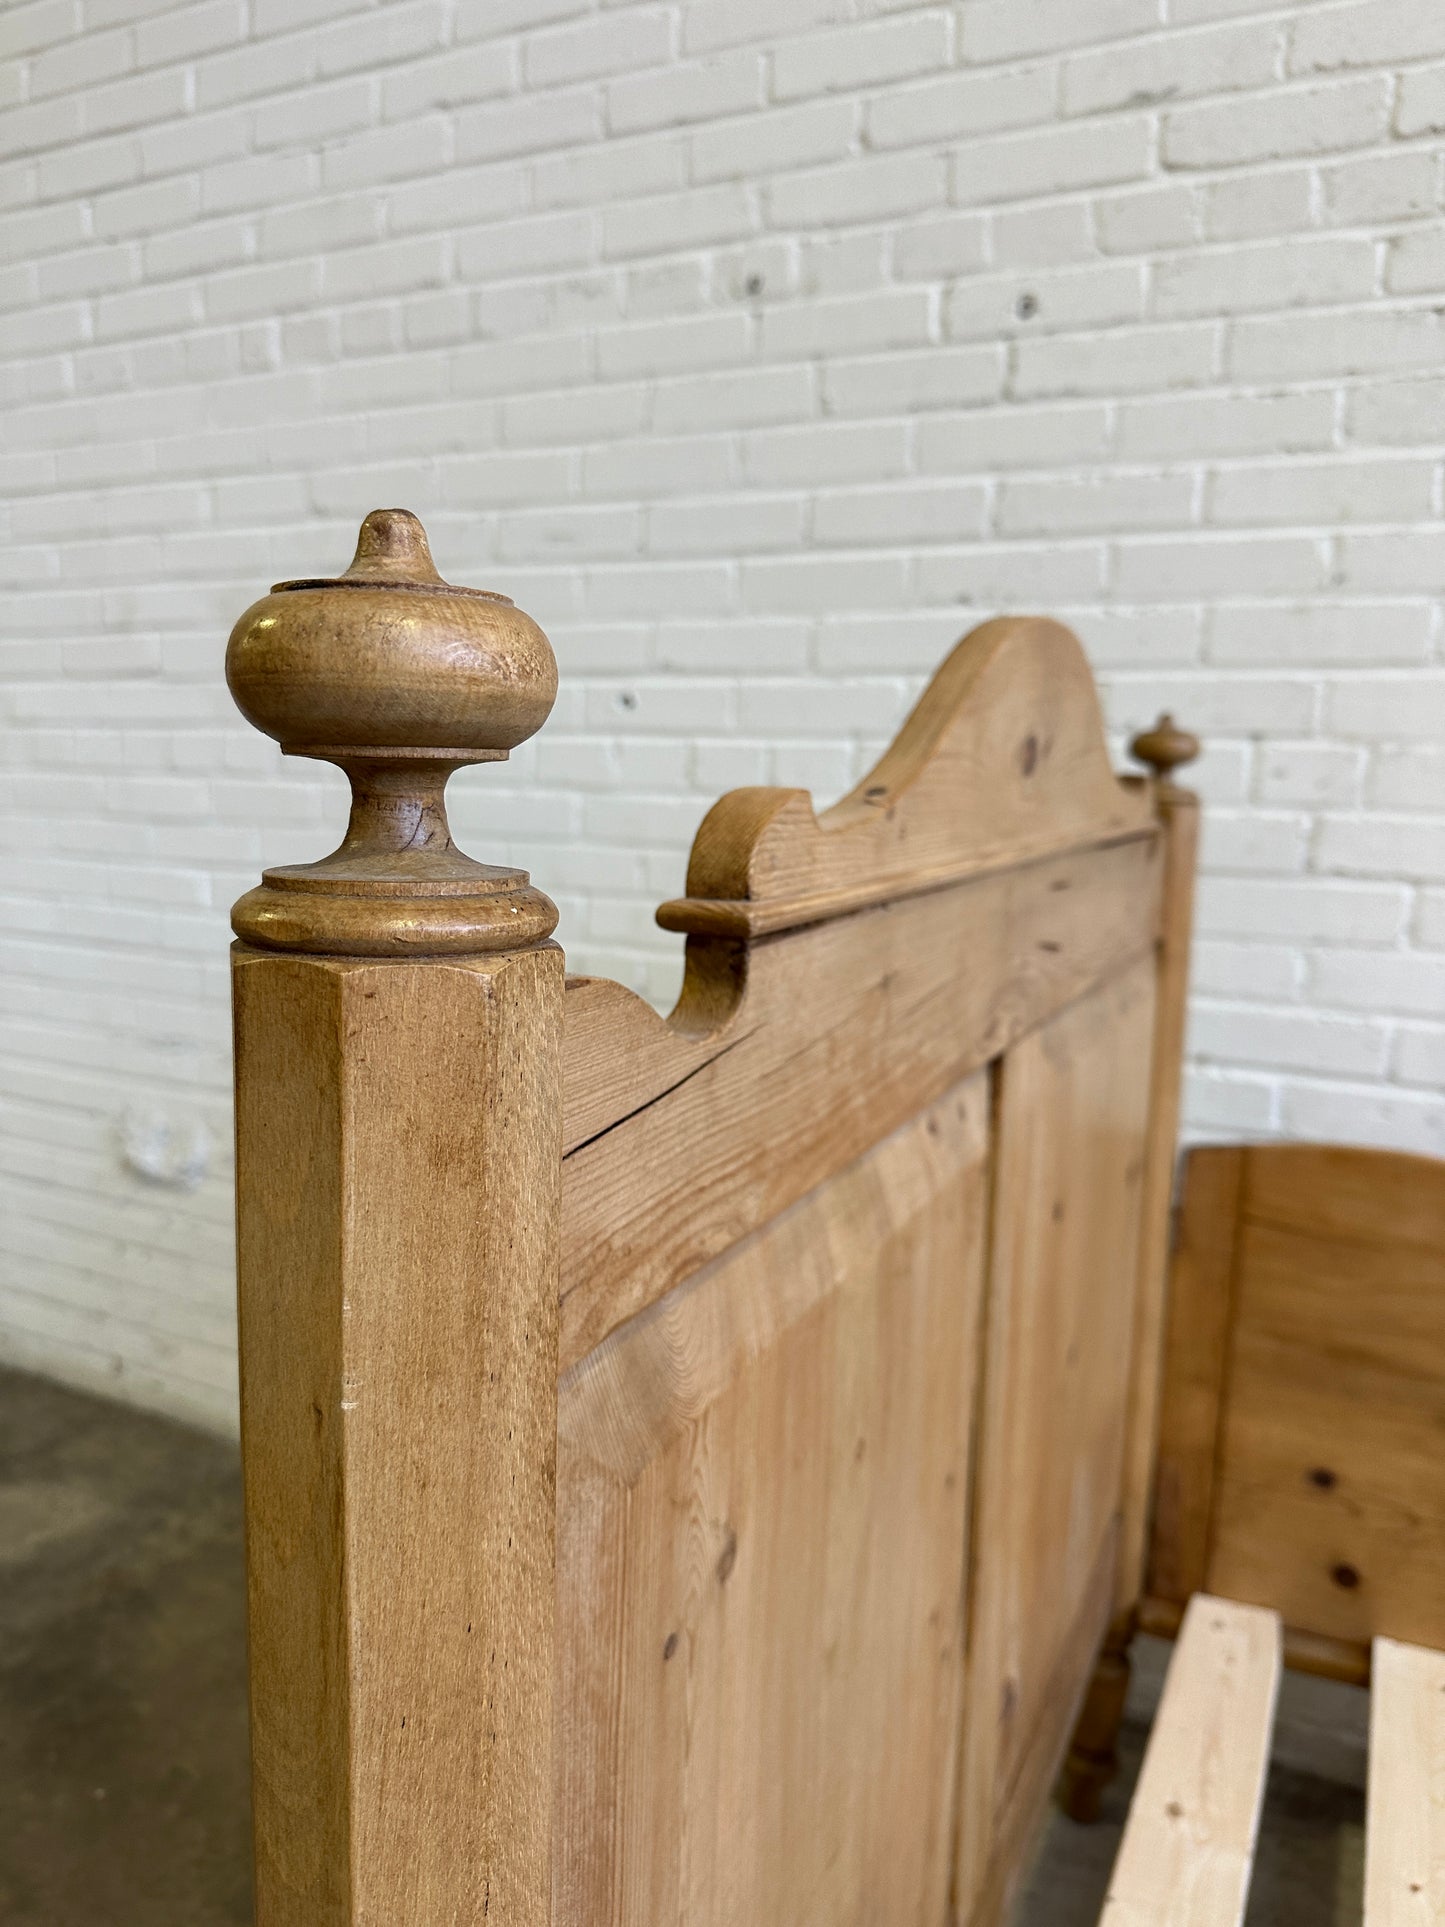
[1058,1611,1136,1823]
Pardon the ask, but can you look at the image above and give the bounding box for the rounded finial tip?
[344,507,445,586]
[1131,712,1200,778]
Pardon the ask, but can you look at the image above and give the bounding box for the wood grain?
[1100,1595,1280,1927]
[561,832,1161,1370]
[554,1078,990,1926]
[1117,781,1199,1611]
[1166,1144,1445,1655]
[658,615,1152,937]
[233,944,561,1927]
[956,958,1157,1921]
[1365,1636,1445,1927]
[1148,1147,1247,1607]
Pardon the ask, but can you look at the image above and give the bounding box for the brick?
[597,311,748,379]
[1014,320,1218,398]
[1211,604,1433,667]
[824,345,1003,417]
[1204,166,1312,242]
[1113,536,1325,601]
[653,363,814,434]
[1208,458,1436,527]
[1348,376,1445,446]
[1368,746,1445,811]
[1153,236,1376,320]
[524,8,672,89]
[649,494,806,556]
[1395,1026,1445,1088]
[1314,950,1445,1017]
[867,62,1056,150]
[1163,78,1391,168]
[1291,0,1445,74]
[770,151,946,230]
[962,0,1160,63]
[901,214,994,285]
[1097,183,1202,256]
[692,97,854,182]
[1387,228,1445,296]
[743,419,909,488]
[772,13,952,101]
[948,261,1143,339]
[760,288,932,359]
[953,115,1152,207]
[1318,813,1445,882]
[1325,676,1445,742]
[1191,1002,1386,1077]
[1396,62,1445,137]
[1118,390,1335,460]
[1230,306,1445,383]
[998,471,1195,536]
[602,182,754,259]
[607,49,763,135]
[813,482,988,545]
[1064,18,1282,118]
[1320,152,1440,227]
[917,401,1112,473]
[1198,876,1409,942]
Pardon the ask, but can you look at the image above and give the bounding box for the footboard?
[226,512,1199,1927]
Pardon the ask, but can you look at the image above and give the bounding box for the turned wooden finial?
[226,508,559,956]
[1130,713,1200,785]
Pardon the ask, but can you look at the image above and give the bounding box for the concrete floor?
[0,1362,1363,1925]
[0,1366,252,1925]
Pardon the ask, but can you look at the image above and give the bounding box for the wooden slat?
[1100,1595,1280,1927]
[561,832,1161,1372]
[1366,1636,1445,1926]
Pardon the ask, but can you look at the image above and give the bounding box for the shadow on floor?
[0,1365,252,1926]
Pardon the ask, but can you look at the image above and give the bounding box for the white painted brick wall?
[1,0,1442,1432]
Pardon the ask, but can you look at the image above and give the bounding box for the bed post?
[226,511,562,1925]
[1059,713,1199,1824]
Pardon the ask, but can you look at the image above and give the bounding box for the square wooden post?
[225,511,563,1923]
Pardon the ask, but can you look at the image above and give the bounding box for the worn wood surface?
[1148,1147,1247,1607]
[1117,782,1199,1613]
[226,508,559,956]
[956,959,1157,1922]
[561,833,1161,1370]
[225,568,1197,1927]
[554,1079,990,1926]
[1151,1143,1445,1658]
[233,945,561,1927]
[657,615,1152,939]
[1100,1595,1280,1927]
[1365,1636,1445,1927]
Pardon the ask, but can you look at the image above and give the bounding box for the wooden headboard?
[226,511,1200,1927]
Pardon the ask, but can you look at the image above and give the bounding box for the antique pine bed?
[225,511,1443,1927]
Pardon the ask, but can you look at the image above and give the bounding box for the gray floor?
[0,1362,1363,1925]
[0,1366,252,1925]
[1014,1712,1365,1926]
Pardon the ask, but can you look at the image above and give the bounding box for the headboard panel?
[226,513,1198,1927]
